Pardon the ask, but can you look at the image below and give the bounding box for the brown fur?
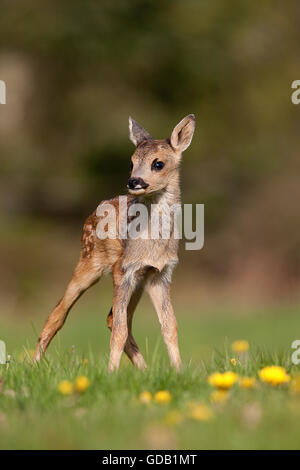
[33,115,195,371]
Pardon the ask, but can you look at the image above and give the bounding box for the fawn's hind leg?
[33,257,103,361]
[107,286,147,369]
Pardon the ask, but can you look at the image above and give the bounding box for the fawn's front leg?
[107,285,147,369]
[108,270,135,372]
[146,275,182,372]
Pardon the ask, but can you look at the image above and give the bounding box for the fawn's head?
[127,115,195,196]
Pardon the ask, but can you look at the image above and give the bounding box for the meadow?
[0,289,300,450]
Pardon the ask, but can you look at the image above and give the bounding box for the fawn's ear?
[129,117,153,146]
[170,114,195,153]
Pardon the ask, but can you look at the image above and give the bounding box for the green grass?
[1,302,300,449]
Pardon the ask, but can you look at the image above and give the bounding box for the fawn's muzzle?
[127,177,149,190]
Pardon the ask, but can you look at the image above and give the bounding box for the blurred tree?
[0,0,300,299]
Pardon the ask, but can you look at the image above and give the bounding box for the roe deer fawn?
[33,114,196,371]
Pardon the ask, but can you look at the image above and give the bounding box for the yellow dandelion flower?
[188,403,213,421]
[74,375,90,393]
[139,391,152,404]
[240,377,256,389]
[230,358,237,366]
[165,410,184,425]
[207,371,239,390]
[154,390,172,404]
[231,340,249,353]
[290,374,300,394]
[208,372,222,387]
[259,366,290,386]
[210,389,229,404]
[58,380,73,395]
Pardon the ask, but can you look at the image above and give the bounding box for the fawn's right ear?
[170,114,195,153]
[129,117,153,146]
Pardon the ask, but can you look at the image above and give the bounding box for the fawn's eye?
[130,161,133,171]
[151,159,165,171]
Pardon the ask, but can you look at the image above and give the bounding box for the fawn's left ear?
[129,117,153,146]
[170,114,195,153]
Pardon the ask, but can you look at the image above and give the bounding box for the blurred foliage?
[0,0,300,302]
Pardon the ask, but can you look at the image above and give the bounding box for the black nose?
[127,177,149,190]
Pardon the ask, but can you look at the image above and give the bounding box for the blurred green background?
[0,0,300,343]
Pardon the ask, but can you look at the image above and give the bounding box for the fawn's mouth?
[128,187,147,195]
